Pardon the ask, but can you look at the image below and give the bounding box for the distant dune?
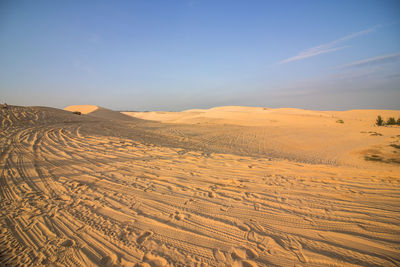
[64,104,100,114]
[65,104,140,122]
[124,106,400,167]
[1,105,399,266]
[124,106,400,127]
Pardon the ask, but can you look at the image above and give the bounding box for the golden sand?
[0,105,399,266]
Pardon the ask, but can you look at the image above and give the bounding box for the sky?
[0,0,399,111]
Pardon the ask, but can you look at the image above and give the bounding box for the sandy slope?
[1,105,400,266]
[66,105,139,122]
[124,106,400,167]
[65,105,99,114]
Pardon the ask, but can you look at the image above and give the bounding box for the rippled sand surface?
[1,105,399,266]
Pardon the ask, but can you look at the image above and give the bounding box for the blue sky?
[1,0,399,110]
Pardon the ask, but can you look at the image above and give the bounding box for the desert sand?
[1,104,399,266]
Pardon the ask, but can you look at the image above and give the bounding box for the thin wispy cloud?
[340,53,400,69]
[278,25,380,64]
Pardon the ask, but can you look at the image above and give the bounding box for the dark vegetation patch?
[389,158,400,164]
[365,155,383,162]
[390,144,400,149]
[361,131,382,136]
[375,115,400,126]
[365,153,400,165]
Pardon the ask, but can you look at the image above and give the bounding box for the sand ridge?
[65,105,99,114]
[124,106,400,127]
[66,105,141,122]
[1,105,399,266]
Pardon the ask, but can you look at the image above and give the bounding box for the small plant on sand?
[336,119,344,124]
[376,115,384,126]
[386,117,396,125]
[397,117,400,125]
[365,154,383,162]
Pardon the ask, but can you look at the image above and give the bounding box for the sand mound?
[65,105,139,122]
[0,105,94,129]
[64,105,99,114]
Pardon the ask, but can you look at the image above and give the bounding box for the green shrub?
[376,115,384,126]
[397,118,400,125]
[387,117,396,125]
[336,119,344,123]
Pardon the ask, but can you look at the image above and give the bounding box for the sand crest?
[65,104,99,114]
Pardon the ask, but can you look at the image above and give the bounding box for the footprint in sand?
[100,254,117,266]
[213,249,226,262]
[231,248,247,260]
[60,239,75,247]
[174,212,184,221]
[184,198,194,205]
[235,221,250,232]
[137,231,153,245]
[230,247,259,266]
[170,210,185,221]
[246,248,259,259]
[208,191,216,198]
[242,260,258,267]
[139,252,169,267]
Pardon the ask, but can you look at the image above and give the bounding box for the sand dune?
[124,106,400,167]
[66,105,139,122]
[1,105,399,266]
[124,106,400,126]
[65,104,100,114]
